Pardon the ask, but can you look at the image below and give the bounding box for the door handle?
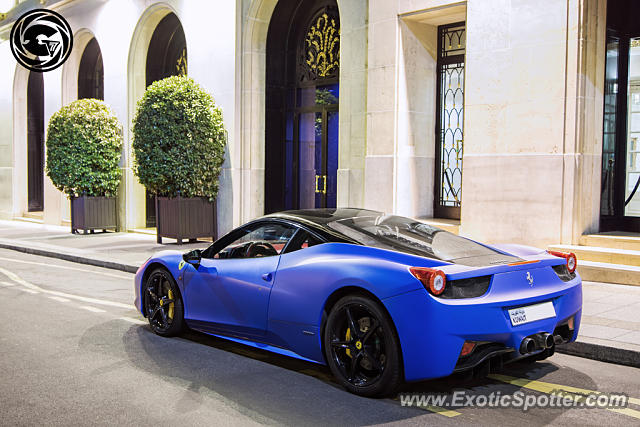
[315,175,327,194]
[261,273,273,282]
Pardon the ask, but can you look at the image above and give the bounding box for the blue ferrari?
[134,208,582,397]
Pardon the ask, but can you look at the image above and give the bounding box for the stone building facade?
[0,0,631,247]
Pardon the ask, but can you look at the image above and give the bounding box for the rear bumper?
[382,276,582,382]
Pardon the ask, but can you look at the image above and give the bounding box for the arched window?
[78,38,104,100]
[27,71,44,211]
[144,12,187,227]
[146,12,187,87]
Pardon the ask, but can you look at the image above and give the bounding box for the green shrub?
[46,99,123,197]
[132,76,226,199]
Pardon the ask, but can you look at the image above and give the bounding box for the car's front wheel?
[143,268,184,336]
[324,295,402,397]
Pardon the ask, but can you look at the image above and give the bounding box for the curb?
[0,242,139,274]
[556,341,640,369]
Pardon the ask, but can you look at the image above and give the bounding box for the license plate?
[508,301,556,326]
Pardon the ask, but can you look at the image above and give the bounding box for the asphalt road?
[0,248,639,426]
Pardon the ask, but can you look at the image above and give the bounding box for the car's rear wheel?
[324,295,402,397]
[144,268,184,336]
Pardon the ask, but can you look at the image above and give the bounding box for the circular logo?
[10,9,73,72]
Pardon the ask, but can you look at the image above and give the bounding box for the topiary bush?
[46,99,123,197]
[132,75,226,199]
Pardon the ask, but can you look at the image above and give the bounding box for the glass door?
[601,34,619,217]
[287,84,339,210]
[297,111,322,209]
[601,30,640,231]
[625,38,640,216]
[434,22,466,220]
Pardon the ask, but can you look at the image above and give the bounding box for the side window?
[215,223,297,259]
[283,230,324,254]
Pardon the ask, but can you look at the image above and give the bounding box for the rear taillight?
[548,250,577,273]
[410,267,446,296]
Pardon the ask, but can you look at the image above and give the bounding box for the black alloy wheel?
[144,268,184,336]
[324,295,402,397]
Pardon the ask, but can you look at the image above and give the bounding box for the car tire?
[324,295,402,397]
[143,267,184,337]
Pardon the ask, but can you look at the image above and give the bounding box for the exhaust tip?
[520,337,536,354]
[543,333,554,349]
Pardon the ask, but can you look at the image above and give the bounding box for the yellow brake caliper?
[167,289,174,320]
[345,327,352,358]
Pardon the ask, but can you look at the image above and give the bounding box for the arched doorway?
[78,37,104,100]
[144,12,187,227]
[265,0,340,213]
[27,71,44,212]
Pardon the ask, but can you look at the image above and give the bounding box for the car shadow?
[78,320,604,426]
[118,325,446,426]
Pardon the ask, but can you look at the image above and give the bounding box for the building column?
[460,0,605,247]
[363,0,398,213]
[560,0,606,244]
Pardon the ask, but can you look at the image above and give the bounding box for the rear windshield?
[327,215,518,264]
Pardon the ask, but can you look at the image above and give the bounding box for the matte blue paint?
[134,238,582,382]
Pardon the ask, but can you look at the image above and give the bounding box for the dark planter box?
[70,196,118,234]
[156,196,217,244]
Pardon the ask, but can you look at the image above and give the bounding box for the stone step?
[579,233,640,251]
[548,244,640,267]
[22,211,43,220]
[14,216,43,224]
[129,227,157,236]
[577,260,640,286]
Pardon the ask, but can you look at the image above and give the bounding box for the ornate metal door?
[265,1,340,213]
[286,7,340,210]
[434,23,465,220]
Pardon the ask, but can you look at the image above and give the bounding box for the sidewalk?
[0,219,638,367]
[0,219,204,273]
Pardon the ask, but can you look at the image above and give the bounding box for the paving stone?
[577,324,632,340]
[614,331,640,346]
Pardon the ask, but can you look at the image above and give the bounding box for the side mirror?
[183,249,202,267]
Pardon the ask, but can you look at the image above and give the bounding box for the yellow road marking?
[489,374,640,420]
[0,281,15,287]
[610,407,640,419]
[489,374,640,405]
[391,397,461,417]
[421,405,461,417]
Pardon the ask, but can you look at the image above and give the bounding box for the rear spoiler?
[439,255,564,281]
